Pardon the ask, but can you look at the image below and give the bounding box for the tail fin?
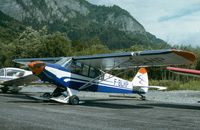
[132,68,149,93]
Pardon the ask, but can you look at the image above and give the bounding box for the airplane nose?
[28,61,45,75]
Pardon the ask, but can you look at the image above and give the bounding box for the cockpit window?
[67,61,101,78]
[6,69,24,77]
[0,69,4,76]
[89,67,101,78]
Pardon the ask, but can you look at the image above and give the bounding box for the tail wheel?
[140,95,146,100]
[1,86,9,93]
[139,94,146,100]
[69,95,79,105]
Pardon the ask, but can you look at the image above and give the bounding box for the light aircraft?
[167,67,200,77]
[0,67,38,93]
[14,49,195,105]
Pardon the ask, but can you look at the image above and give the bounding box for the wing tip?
[173,50,196,64]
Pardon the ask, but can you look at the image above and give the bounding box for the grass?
[150,80,200,91]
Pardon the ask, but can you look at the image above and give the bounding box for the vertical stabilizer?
[132,68,149,93]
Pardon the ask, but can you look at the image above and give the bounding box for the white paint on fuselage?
[45,66,71,78]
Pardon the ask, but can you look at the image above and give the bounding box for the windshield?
[6,69,25,77]
[55,57,72,67]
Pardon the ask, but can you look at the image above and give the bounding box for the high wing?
[72,49,195,70]
[13,49,195,71]
[167,67,200,77]
[1,74,39,86]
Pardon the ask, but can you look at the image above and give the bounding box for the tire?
[140,96,146,101]
[1,87,9,93]
[69,95,79,105]
[42,92,51,98]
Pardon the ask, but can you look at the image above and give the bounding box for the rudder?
[132,68,149,93]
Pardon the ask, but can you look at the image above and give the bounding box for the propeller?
[28,61,45,75]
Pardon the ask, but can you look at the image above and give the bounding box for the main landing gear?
[49,87,79,105]
[0,86,21,94]
[1,86,9,93]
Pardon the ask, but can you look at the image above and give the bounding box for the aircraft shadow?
[5,95,153,109]
[0,93,33,100]
[142,103,200,110]
[1,93,153,109]
[81,100,153,109]
[83,98,136,102]
[0,93,57,104]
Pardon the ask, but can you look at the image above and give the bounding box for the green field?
[150,80,200,91]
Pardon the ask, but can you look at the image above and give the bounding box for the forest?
[0,26,200,90]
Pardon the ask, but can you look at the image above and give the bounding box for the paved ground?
[0,86,200,130]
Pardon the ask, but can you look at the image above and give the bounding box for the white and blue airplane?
[14,49,195,105]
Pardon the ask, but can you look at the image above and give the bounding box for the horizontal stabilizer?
[148,86,167,91]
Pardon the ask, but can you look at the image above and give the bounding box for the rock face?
[0,0,169,49]
[0,0,145,33]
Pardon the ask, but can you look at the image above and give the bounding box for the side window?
[81,65,89,76]
[0,69,4,76]
[89,67,101,78]
[67,61,101,78]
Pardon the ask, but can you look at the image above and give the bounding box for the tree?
[12,26,72,58]
[73,37,111,56]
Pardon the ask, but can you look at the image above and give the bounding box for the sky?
[87,0,200,47]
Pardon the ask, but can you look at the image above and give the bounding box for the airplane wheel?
[42,92,51,98]
[69,95,79,105]
[140,96,146,100]
[1,87,9,93]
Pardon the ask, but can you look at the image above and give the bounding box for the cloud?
[159,3,200,22]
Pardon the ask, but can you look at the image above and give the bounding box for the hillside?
[0,0,169,49]
[0,11,25,44]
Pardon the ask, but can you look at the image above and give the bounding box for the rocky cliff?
[0,0,169,49]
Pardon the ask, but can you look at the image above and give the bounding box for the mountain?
[0,10,25,44]
[0,0,170,49]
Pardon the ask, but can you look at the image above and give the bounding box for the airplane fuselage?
[38,63,140,94]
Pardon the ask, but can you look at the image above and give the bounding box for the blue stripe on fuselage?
[38,63,137,94]
[67,80,134,93]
